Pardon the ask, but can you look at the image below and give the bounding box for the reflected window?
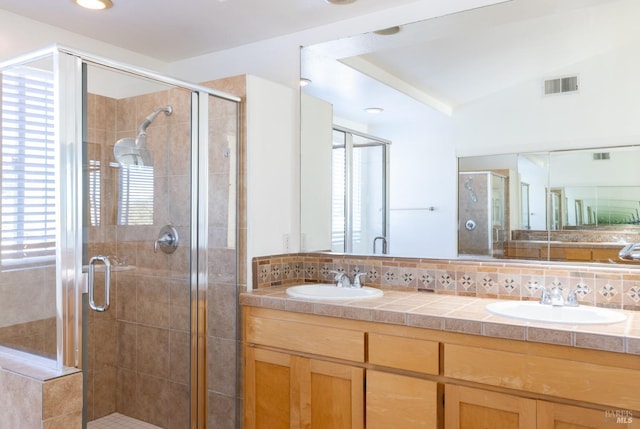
[521,182,530,230]
[0,67,55,269]
[117,164,153,225]
[88,159,101,226]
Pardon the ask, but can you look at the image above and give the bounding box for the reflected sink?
[286,284,384,300]
[486,301,627,325]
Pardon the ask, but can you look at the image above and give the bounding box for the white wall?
[246,75,299,288]
[549,149,640,187]
[300,93,333,252]
[373,105,457,258]
[454,42,640,156]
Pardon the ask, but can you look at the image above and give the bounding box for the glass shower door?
[82,62,195,428]
[0,53,60,364]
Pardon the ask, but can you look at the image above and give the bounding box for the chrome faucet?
[353,273,367,288]
[330,271,351,288]
[328,271,366,288]
[373,236,388,254]
[536,284,585,307]
[549,287,564,306]
[535,285,552,305]
[619,243,640,261]
[566,286,587,307]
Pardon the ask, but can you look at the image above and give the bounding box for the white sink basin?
[486,301,627,325]
[286,284,384,300]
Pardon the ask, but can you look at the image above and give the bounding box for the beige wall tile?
[43,372,83,420]
[0,370,41,429]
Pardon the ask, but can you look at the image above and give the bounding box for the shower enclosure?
[0,45,240,429]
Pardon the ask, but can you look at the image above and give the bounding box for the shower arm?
[137,106,173,135]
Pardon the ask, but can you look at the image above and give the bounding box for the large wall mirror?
[300,0,640,265]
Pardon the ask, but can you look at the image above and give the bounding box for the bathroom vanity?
[241,289,640,429]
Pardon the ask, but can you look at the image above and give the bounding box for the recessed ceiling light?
[299,78,312,87]
[73,0,113,10]
[324,0,357,5]
[365,107,384,114]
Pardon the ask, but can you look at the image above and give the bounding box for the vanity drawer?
[245,315,365,362]
[368,333,439,374]
[443,344,640,410]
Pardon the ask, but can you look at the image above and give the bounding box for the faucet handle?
[353,273,367,288]
[328,270,347,286]
[535,285,552,305]
[328,269,344,279]
[566,285,588,307]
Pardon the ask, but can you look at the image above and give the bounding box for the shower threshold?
[88,413,162,429]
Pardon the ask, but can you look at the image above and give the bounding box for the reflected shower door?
[331,127,389,254]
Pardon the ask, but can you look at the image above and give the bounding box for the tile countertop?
[240,286,640,356]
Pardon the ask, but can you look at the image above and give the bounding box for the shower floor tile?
[88,413,162,429]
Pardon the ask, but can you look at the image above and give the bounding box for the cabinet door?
[445,385,536,429]
[366,370,439,429]
[301,359,364,429]
[244,347,295,429]
[538,401,639,429]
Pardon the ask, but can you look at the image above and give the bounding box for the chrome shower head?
[114,105,172,167]
[113,137,152,166]
[138,105,173,135]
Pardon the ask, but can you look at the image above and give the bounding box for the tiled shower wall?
[202,75,246,429]
[202,76,244,429]
[253,253,640,311]
[86,89,194,428]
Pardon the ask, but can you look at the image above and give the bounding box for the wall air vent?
[593,152,610,160]
[544,75,579,95]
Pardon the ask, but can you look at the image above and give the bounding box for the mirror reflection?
[460,146,640,263]
[300,0,640,264]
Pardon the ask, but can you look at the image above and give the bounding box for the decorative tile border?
[253,253,640,311]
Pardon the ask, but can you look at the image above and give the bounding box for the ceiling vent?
[593,152,610,160]
[544,75,579,95]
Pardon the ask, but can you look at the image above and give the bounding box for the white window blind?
[331,146,363,252]
[1,67,56,269]
[331,147,345,251]
[118,164,154,225]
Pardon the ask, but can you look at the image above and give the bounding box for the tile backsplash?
[253,253,640,311]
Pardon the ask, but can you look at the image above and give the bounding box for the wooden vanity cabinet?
[537,401,636,429]
[366,332,441,429]
[445,385,536,429]
[245,348,293,429]
[243,306,640,429]
[243,309,440,429]
[366,370,438,429]
[444,385,636,429]
[244,308,366,429]
[444,344,640,429]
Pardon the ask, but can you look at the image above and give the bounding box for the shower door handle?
[88,255,111,312]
